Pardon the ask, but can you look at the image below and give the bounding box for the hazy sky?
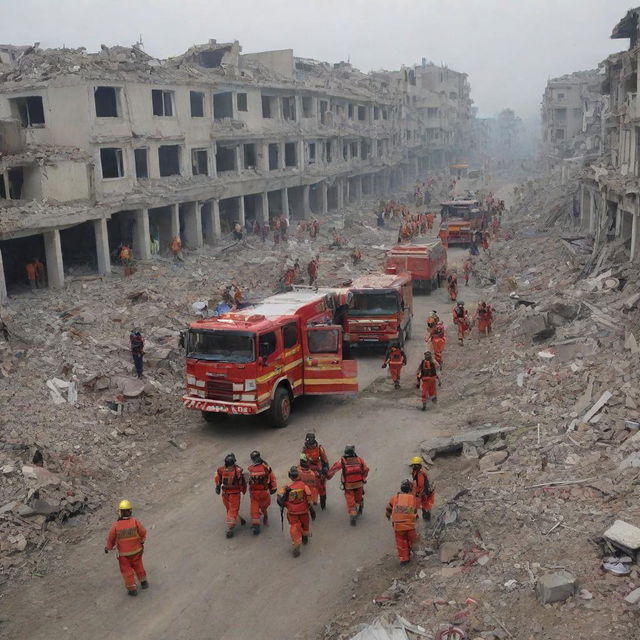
[1,1,634,121]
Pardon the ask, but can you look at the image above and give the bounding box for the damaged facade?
[0,40,472,301]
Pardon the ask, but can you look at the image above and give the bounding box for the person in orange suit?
[34,258,45,288]
[170,235,183,261]
[429,321,446,370]
[416,351,440,410]
[214,453,247,538]
[482,231,490,251]
[476,301,494,336]
[104,499,148,596]
[25,261,37,291]
[453,300,470,345]
[447,274,458,301]
[327,445,369,526]
[426,311,440,339]
[463,259,471,286]
[297,454,320,516]
[386,480,420,565]
[302,433,330,510]
[409,457,435,521]
[247,450,277,535]
[426,212,434,230]
[382,343,407,389]
[277,467,312,557]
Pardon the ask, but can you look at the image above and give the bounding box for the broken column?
[93,218,111,276]
[320,181,328,214]
[260,192,270,224]
[181,201,203,249]
[203,200,221,242]
[0,247,7,303]
[302,185,311,218]
[170,203,180,240]
[297,140,305,172]
[44,229,64,289]
[281,188,290,221]
[237,196,246,227]
[132,209,151,260]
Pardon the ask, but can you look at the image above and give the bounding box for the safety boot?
[239,517,246,526]
[302,535,309,545]
[127,588,138,596]
[292,546,301,557]
[262,513,268,525]
[252,524,260,535]
[225,529,234,538]
[140,580,149,589]
[320,495,326,510]
[421,402,427,411]
[394,380,400,390]
[357,502,364,515]
[309,506,317,521]
[350,515,357,526]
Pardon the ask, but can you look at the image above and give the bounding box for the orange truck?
[182,290,357,427]
[439,198,485,246]
[385,239,447,293]
[342,272,413,347]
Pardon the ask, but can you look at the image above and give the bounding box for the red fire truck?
[384,239,447,293]
[341,272,413,347]
[439,198,485,246]
[182,290,358,427]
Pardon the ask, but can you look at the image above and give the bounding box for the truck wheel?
[202,411,228,423]
[269,386,291,428]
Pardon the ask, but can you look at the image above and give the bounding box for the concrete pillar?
[320,181,328,214]
[44,229,64,290]
[170,203,180,239]
[0,247,7,303]
[297,140,305,171]
[132,209,151,260]
[211,143,218,178]
[211,200,222,239]
[282,188,290,221]
[303,185,311,218]
[260,192,270,224]
[354,176,363,202]
[93,218,111,276]
[235,145,243,175]
[345,178,350,204]
[260,142,270,173]
[631,213,639,262]
[182,201,203,249]
[279,142,286,170]
[2,173,9,200]
[337,178,345,210]
[238,196,246,227]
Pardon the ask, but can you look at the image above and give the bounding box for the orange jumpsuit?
[411,467,435,513]
[453,306,469,342]
[386,493,419,562]
[463,261,471,286]
[430,323,446,367]
[447,276,458,301]
[384,346,407,384]
[214,464,246,530]
[297,465,320,505]
[426,213,434,230]
[417,358,438,402]
[303,443,329,499]
[247,462,276,526]
[105,517,147,590]
[279,480,312,547]
[327,456,369,516]
[476,305,493,334]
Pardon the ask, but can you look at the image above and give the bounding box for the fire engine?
[182,290,358,428]
[439,197,485,246]
[341,272,413,347]
[385,239,447,293]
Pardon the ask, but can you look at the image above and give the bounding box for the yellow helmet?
[409,456,423,466]
[118,499,132,511]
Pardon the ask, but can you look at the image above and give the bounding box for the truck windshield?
[187,330,255,363]
[350,291,399,316]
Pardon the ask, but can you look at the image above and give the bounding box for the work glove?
[215,485,221,495]
[269,489,276,495]
[381,363,387,369]
[416,381,420,389]
[104,548,109,554]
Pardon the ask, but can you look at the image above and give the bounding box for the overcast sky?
[1,1,634,121]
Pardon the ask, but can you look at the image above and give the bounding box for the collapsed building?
[0,40,473,301]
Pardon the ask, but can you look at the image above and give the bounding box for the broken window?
[214,92,233,120]
[198,47,230,68]
[152,90,174,117]
[373,107,380,120]
[190,91,205,117]
[216,145,236,173]
[10,96,45,128]
[357,106,366,121]
[343,143,349,161]
[308,142,316,164]
[268,143,279,170]
[350,141,358,159]
[158,145,181,176]
[320,100,328,124]
[427,107,438,118]
[348,104,354,119]
[134,148,148,179]
[326,140,333,163]
[243,144,256,169]
[382,109,388,120]
[191,149,209,176]
[557,92,565,101]
[8,168,23,199]
[94,86,120,118]
[237,93,248,112]
[100,148,124,179]
[302,96,313,118]
[555,108,567,122]
[282,96,296,121]
[262,94,275,118]
[285,142,297,167]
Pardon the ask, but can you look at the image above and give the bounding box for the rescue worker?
[104,499,148,596]
[297,454,320,517]
[119,244,133,276]
[429,321,446,370]
[385,480,420,565]
[34,258,45,288]
[129,330,144,378]
[416,351,441,410]
[463,259,471,286]
[351,247,363,266]
[476,301,493,336]
[302,433,329,509]
[382,342,407,389]
[25,260,37,292]
[426,311,440,338]
[452,300,470,345]
[447,273,458,302]
[327,445,369,526]
[409,457,434,521]
[247,450,277,535]
[426,212,434,230]
[214,453,247,538]
[307,256,319,287]
[170,235,183,262]
[277,466,312,557]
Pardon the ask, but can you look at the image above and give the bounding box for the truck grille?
[206,380,234,401]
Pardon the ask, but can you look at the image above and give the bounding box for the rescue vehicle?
[182,290,358,428]
[439,197,485,246]
[342,272,413,347]
[384,239,447,293]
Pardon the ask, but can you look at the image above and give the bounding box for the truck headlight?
[187,375,196,385]
[245,379,256,391]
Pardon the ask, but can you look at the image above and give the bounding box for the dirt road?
[2,249,476,640]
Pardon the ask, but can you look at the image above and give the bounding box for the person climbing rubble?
[409,457,434,521]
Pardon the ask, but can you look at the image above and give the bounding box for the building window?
[302,96,313,118]
[268,143,279,170]
[282,96,296,121]
[191,149,209,176]
[427,107,438,118]
[357,106,366,121]
[382,109,388,120]
[190,91,205,117]
[350,141,358,159]
[10,96,45,128]
[213,92,234,119]
[100,148,124,179]
[373,107,380,120]
[237,93,248,112]
[262,94,275,118]
[557,92,565,101]
[348,104,354,119]
[319,100,329,124]
[285,142,297,167]
[308,142,316,164]
[283,323,298,349]
[134,148,148,179]
[158,145,181,176]
[152,89,174,116]
[555,129,565,140]
[555,108,567,122]
[243,144,256,169]
[216,145,236,173]
[94,86,120,117]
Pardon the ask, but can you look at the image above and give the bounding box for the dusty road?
[2,249,477,640]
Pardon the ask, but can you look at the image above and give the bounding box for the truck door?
[282,322,304,398]
[303,326,358,395]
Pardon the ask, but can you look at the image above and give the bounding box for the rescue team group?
[104,435,434,596]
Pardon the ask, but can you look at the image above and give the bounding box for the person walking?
[129,330,145,378]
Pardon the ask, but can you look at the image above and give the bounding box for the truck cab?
[439,198,485,246]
